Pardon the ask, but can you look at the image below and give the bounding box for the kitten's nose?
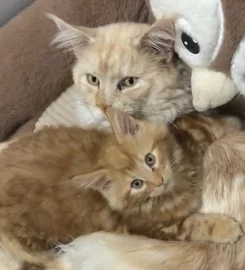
[157,177,164,187]
[153,169,164,187]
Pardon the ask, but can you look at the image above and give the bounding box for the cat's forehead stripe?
[98,45,133,76]
[94,24,150,76]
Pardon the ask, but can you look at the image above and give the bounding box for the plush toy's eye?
[181,32,200,54]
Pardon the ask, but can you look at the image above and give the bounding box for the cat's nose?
[100,103,111,113]
[96,99,110,112]
[96,91,106,104]
[96,95,111,113]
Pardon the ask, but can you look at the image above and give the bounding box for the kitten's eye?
[118,77,139,91]
[87,74,100,87]
[145,153,155,167]
[131,179,144,189]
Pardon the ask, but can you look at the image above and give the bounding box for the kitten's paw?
[204,216,243,244]
[179,214,243,244]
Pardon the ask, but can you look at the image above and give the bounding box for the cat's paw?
[204,216,243,244]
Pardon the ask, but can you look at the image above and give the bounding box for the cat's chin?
[150,185,166,198]
[76,100,109,129]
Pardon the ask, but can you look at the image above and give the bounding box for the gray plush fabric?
[0,0,36,26]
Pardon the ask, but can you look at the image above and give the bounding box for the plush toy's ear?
[47,13,95,54]
[72,169,111,191]
[105,107,140,144]
[141,18,175,61]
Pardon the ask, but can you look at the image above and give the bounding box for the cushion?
[0,0,36,26]
[0,0,152,142]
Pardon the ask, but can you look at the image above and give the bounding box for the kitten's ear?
[141,18,175,62]
[105,107,140,143]
[46,13,95,54]
[72,169,112,191]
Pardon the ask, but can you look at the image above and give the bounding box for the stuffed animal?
[148,0,245,111]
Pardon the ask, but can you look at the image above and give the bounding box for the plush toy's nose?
[191,67,238,112]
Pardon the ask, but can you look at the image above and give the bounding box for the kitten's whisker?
[169,159,175,168]
[170,122,187,140]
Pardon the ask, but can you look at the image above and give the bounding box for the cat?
[123,112,243,242]
[37,14,193,132]
[0,108,242,270]
[50,131,245,270]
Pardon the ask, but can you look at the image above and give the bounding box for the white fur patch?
[201,175,245,223]
[35,85,110,132]
[0,243,21,270]
[56,232,173,270]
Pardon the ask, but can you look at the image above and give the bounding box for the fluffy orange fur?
[51,131,245,270]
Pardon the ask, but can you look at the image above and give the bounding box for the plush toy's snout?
[191,68,238,112]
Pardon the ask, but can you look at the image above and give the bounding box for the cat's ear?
[141,18,175,62]
[105,107,140,143]
[46,13,95,54]
[72,169,112,191]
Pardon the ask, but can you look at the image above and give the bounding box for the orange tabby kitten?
[0,108,242,269]
[49,132,245,270]
[125,113,243,242]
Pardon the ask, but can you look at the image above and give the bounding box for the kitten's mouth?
[150,181,170,198]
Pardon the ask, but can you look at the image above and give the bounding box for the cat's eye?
[118,77,139,91]
[87,74,100,87]
[131,179,144,189]
[145,153,155,168]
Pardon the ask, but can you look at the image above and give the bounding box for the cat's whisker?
[76,100,89,106]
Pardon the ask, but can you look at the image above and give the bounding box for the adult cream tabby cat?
[35,14,193,131]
